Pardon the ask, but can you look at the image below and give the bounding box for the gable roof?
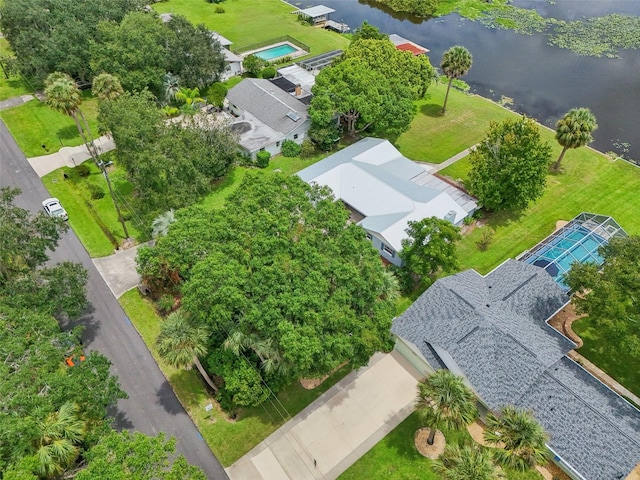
[392,259,640,480]
[227,79,308,136]
[297,138,477,251]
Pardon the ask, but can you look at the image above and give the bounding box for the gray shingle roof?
[227,79,308,135]
[392,259,640,480]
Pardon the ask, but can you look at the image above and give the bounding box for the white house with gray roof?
[226,78,310,158]
[297,137,477,266]
[392,259,640,480]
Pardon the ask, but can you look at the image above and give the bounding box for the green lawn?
[119,290,352,466]
[395,82,514,164]
[0,91,99,157]
[0,38,32,100]
[339,413,542,480]
[152,0,350,56]
[572,318,640,398]
[42,161,146,257]
[443,145,640,275]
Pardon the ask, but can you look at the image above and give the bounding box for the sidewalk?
[418,144,477,173]
[0,94,35,111]
[227,351,421,480]
[27,135,115,177]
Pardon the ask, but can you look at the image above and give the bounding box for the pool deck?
[242,42,308,62]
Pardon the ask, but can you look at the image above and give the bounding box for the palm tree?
[44,72,129,239]
[483,406,549,471]
[440,46,473,114]
[380,269,400,302]
[34,402,85,479]
[553,107,598,170]
[156,309,218,393]
[151,209,176,239]
[433,444,505,480]
[163,72,180,103]
[175,87,206,115]
[92,73,124,102]
[416,369,478,445]
[224,329,292,377]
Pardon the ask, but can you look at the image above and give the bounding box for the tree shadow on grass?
[419,103,445,118]
[57,124,82,142]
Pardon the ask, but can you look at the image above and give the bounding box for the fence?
[231,35,310,55]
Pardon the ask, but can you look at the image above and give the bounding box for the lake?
[298,0,640,161]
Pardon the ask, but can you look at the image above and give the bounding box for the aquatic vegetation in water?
[548,14,640,57]
[437,2,640,58]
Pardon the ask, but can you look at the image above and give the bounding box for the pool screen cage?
[297,50,343,71]
[518,213,627,290]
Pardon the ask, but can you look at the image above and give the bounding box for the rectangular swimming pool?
[254,44,297,61]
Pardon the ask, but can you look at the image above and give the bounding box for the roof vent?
[286,111,300,122]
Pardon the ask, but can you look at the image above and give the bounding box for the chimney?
[294,84,302,97]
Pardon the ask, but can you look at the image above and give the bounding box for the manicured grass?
[339,413,542,480]
[395,82,514,164]
[152,0,350,57]
[197,165,250,212]
[447,144,640,275]
[572,318,640,398]
[42,161,146,257]
[0,38,32,100]
[0,91,99,157]
[119,289,352,466]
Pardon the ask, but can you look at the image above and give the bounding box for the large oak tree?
[138,174,397,405]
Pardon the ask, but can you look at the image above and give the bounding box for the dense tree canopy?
[0,0,145,84]
[98,91,238,220]
[467,116,552,211]
[310,38,435,139]
[398,216,461,291]
[565,235,640,359]
[75,431,206,480]
[0,188,126,476]
[137,174,397,406]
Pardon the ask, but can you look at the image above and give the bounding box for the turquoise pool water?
[254,44,297,61]
[523,226,605,290]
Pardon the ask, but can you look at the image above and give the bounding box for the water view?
[300,0,640,161]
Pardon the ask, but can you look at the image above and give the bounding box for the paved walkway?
[92,241,152,298]
[568,350,640,406]
[419,144,477,173]
[0,94,35,111]
[27,134,115,177]
[227,351,421,480]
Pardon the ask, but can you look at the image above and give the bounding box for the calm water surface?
[299,0,640,160]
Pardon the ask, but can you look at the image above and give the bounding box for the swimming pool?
[254,44,297,61]
[521,225,606,290]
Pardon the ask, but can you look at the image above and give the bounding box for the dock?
[323,20,350,33]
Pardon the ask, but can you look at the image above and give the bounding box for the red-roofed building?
[389,34,430,56]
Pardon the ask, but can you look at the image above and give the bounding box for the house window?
[260,147,265,152]
[276,141,280,147]
[383,244,395,257]
[293,134,299,139]
[365,233,372,241]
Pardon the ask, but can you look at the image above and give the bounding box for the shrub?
[281,139,301,157]
[87,182,105,200]
[161,105,180,118]
[75,164,91,177]
[157,294,175,315]
[243,54,266,77]
[475,227,495,251]
[215,6,225,13]
[256,150,270,168]
[206,0,224,3]
[205,82,227,107]
[300,139,316,158]
[261,66,276,79]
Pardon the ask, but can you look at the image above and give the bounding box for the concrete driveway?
[92,241,151,298]
[227,351,421,480]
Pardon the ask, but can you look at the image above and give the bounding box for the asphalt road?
[0,120,228,479]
